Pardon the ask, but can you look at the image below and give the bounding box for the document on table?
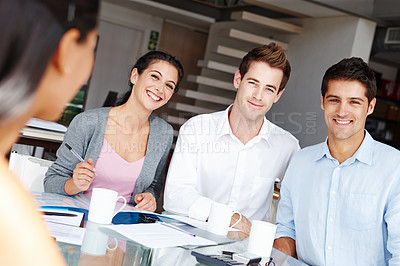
[40,208,84,227]
[164,214,240,232]
[105,223,217,248]
[164,214,209,230]
[46,222,85,246]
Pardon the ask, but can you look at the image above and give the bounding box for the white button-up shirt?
[164,106,299,222]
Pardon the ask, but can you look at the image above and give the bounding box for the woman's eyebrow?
[150,70,176,85]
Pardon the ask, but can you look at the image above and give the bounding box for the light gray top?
[44,107,173,204]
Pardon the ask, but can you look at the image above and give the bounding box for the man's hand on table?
[273,237,296,258]
[230,213,251,236]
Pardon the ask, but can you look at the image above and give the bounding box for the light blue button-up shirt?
[275,131,400,265]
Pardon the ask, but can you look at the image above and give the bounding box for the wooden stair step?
[187,75,235,91]
[168,102,216,114]
[178,89,233,105]
[228,28,289,50]
[231,11,302,34]
[197,60,237,74]
[215,45,247,59]
[166,115,187,125]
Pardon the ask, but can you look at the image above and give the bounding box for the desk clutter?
[35,192,228,249]
[32,192,307,265]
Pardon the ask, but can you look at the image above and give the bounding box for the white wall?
[351,18,376,60]
[267,16,376,147]
[85,2,163,110]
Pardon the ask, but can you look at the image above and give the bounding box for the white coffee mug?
[88,188,127,224]
[247,220,277,258]
[81,221,118,256]
[207,202,242,235]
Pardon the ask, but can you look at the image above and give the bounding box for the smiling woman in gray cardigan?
[44,107,173,203]
[44,51,183,212]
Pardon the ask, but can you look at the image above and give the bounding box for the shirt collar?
[216,105,271,146]
[313,137,331,161]
[314,130,374,165]
[215,105,232,140]
[351,130,374,165]
[257,117,271,145]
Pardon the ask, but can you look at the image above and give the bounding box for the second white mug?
[81,220,118,256]
[207,202,242,235]
[247,220,277,258]
[88,188,127,224]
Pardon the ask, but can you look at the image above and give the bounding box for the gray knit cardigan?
[44,107,173,204]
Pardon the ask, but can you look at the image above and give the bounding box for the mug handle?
[229,211,242,229]
[107,237,118,251]
[112,196,127,219]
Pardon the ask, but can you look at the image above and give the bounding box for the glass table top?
[34,192,307,265]
[56,221,308,266]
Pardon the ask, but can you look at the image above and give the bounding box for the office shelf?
[20,127,65,142]
[376,95,400,105]
[369,116,400,124]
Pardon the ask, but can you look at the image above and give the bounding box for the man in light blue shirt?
[273,57,400,265]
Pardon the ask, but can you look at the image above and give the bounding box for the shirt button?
[329,218,333,222]
[328,246,332,250]
[331,191,336,195]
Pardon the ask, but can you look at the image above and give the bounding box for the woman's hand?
[71,158,95,192]
[134,192,156,212]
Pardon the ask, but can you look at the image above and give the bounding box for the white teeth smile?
[335,119,351,125]
[147,91,161,101]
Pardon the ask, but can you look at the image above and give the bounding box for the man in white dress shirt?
[163,43,300,234]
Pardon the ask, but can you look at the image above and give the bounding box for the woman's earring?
[64,66,71,74]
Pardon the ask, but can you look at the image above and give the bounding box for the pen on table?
[157,221,196,237]
[43,211,78,217]
[65,143,84,162]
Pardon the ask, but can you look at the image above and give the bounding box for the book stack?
[20,118,67,142]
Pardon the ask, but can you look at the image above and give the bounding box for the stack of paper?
[40,208,85,245]
[26,118,68,132]
[46,222,85,246]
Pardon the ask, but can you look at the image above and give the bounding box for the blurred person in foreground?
[0,0,99,264]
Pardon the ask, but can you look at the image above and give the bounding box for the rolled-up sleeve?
[275,162,296,241]
[385,181,400,264]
